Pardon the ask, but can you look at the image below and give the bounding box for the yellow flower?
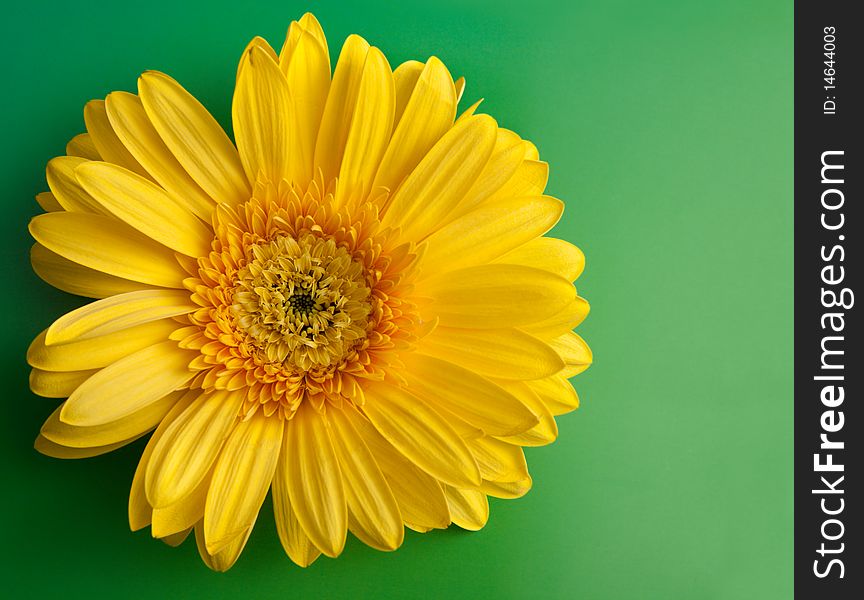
[28,13,592,571]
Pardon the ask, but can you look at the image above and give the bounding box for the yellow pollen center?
[231,233,372,371]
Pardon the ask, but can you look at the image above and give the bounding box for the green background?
[0,0,792,598]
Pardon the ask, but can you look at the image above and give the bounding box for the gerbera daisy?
[28,13,592,571]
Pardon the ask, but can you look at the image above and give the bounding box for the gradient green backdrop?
[0,0,792,598]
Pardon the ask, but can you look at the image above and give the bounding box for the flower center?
[231,233,372,371]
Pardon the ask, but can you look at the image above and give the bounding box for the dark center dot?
[288,293,315,315]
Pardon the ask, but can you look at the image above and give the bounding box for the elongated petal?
[494,237,585,281]
[422,264,575,328]
[76,162,212,257]
[521,297,590,339]
[453,129,528,217]
[282,404,347,557]
[146,389,245,508]
[152,470,210,539]
[314,35,370,182]
[46,290,195,345]
[329,405,403,551]
[83,99,150,177]
[373,57,456,196]
[30,368,96,398]
[31,244,152,299]
[465,436,529,482]
[493,380,558,447]
[28,319,177,372]
[362,381,480,488]
[422,196,562,275]
[195,520,253,572]
[65,133,100,160]
[382,115,497,240]
[481,477,532,499]
[344,405,449,529]
[35,433,142,459]
[549,332,593,376]
[418,326,563,380]
[42,390,180,449]
[129,391,198,531]
[272,469,322,567]
[485,159,549,203]
[29,212,188,288]
[282,28,330,187]
[402,353,539,436]
[139,71,249,205]
[35,192,62,212]
[205,411,283,554]
[444,486,489,531]
[526,375,580,416]
[392,60,424,128]
[105,91,216,219]
[46,156,104,213]
[233,46,292,185]
[337,47,394,205]
[61,341,195,426]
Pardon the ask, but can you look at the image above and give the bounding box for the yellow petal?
[453,129,528,217]
[83,99,150,178]
[549,332,592,376]
[46,290,195,345]
[145,389,245,508]
[493,380,558,447]
[336,47,394,205]
[421,264,575,328]
[65,133,100,160]
[373,57,456,197]
[454,76,466,103]
[60,341,194,426]
[31,243,153,299]
[481,477,532,499]
[105,91,215,220]
[521,297,590,339]
[494,237,585,281]
[382,114,497,241]
[329,405,403,551]
[272,469,322,567]
[152,470,210,539]
[392,60,424,129]
[485,159,549,203]
[314,35,370,182]
[129,391,198,531]
[444,486,489,531]
[76,161,213,257]
[27,319,177,372]
[35,192,62,212]
[362,381,480,488]
[205,411,283,554]
[281,28,330,188]
[29,211,188,288]
[422,196,563,275]
[526,375,580,416]
[466,436,529,483]
[282,403,347,557]
[160,528,192,547]
[35,433,141,459]
[46,156,104,213]
[233,46,292,185]
[30,368,97,398]
[345,404,450,530]
[138,71,250,206]
[402,353,539,436]
[418,326,563,380]
[195,520,253,572]
[42,390,181,448]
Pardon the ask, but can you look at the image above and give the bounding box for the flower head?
[28,13,591,571]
